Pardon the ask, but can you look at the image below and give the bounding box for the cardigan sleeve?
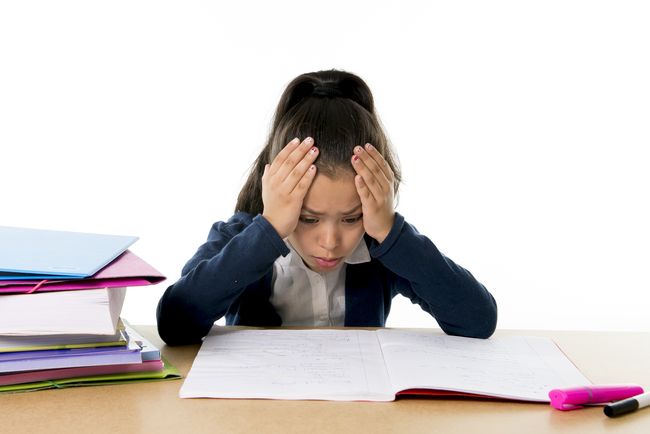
[368,213,497,339]
[156,213,289,345]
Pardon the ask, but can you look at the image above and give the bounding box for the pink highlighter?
[549,385,644,411]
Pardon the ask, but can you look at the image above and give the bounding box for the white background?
[1,1,648,331]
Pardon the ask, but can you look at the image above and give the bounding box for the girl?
[156,70,497,345]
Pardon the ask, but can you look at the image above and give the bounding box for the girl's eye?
[343,215,363,224]
[299,216,318,224]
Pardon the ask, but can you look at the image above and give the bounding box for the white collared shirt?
[269,238,371,326]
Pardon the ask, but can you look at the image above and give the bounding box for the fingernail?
[352,155,360,162]
[310,146,318,154]
[304,137,313,145]
[365,143,373,151]
[291,137,300,144]
[355,146,363,154]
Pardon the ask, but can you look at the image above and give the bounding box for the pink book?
[0,360,164,386]
[0,251,165,294]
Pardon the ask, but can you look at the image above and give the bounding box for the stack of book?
[0,226,180,393]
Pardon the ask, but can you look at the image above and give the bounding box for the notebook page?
[377,330,591,401]
[180,328,394,401]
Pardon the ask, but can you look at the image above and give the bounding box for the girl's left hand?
[351,143,395,244]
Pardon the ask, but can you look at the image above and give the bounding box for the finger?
[352,156,379,202]
[268,137,301,176]
[291,164,318,198]
[352,152,384,202]
[285,145,319,193]
[275,137,314,181]
[354,174,374,204]
[354,145,391,193]
[364,143,394,182]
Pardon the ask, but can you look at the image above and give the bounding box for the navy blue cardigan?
[156,212,497,345]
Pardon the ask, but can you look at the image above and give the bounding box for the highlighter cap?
[549,385,644,411]
[549,388,591,410]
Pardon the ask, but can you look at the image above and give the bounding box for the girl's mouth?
[313,257,341,269]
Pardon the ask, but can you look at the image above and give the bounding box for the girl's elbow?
[471,315,497,339]
[439,304,498,339]
[472,301,498,339]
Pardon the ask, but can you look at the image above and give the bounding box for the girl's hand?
[351,143,395,244]
[262,137,319,239]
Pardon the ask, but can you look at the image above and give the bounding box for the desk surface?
[1,327,649,434]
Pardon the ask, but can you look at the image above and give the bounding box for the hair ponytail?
[273,71,375,128]
[235,70,400,215]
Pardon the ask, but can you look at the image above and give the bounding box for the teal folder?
[0,226,138,280]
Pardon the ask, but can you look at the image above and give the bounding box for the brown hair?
[235,69,401,215]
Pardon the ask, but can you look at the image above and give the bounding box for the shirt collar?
[343,237,371,265]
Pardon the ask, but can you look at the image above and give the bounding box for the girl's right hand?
[262,137,319,239]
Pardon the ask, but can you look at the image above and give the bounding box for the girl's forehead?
[302,173,360,214]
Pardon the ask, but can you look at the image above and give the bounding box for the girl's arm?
[156,213,289,345]
[351,144,496,338]
[369,213,498,339]
[158,137,317,345]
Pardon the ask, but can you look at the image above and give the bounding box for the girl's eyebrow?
[302,204,362,215]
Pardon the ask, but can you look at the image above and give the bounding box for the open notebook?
[180,328,591,402]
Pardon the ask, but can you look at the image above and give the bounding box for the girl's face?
[288,171,365,273]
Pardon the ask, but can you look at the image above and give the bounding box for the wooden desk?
[1,328,649,434]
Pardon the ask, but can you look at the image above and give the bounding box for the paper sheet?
[180,329,393,401]
[0,287,125,335]
[377,330,591,401]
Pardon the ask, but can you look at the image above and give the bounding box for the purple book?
[0,340,142,373]
[0,359,164,387]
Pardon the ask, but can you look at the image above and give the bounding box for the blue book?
[0,226,138,280]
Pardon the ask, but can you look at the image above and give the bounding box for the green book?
[0,357,181,393]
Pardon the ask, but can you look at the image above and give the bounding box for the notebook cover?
[0,251,165,294]
[0,226,138,280]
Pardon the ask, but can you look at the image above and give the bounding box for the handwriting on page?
[180,329,393,400]
[377,331,586,401]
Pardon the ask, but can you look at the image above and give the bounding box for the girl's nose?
[319,224,340,251]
